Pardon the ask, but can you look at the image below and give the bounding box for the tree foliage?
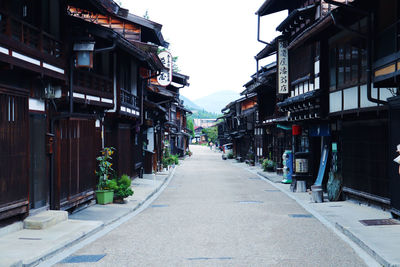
[187,117,195,138]
[202,126,218,143]
[190,110,220,119]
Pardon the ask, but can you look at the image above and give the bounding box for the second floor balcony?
[72,70,113,108]
[0,9,65,79]
[120,88,140,117]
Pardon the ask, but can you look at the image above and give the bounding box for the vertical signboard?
[157,51,173,87]
[278,40,289,94]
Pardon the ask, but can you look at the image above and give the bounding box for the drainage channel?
[187,257,233,261]
[288,214,313,218]
[60,254,106,263]
[238,201,264,204]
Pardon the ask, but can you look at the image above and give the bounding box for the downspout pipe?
[366,13,387,105]
[140,71,161,127]
[325,0,387,105]
[257,14,271,46]
[257,15,272,80]
[69,55,74,114]
[94,36,117,54]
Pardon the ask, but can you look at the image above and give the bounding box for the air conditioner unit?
[44,84,62,99]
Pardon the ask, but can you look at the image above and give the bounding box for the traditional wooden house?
[0,0,68,219]
[221,94,257,161]
[67,1,168,180]
[0,0,179,222]
[141,67,191,173]
[257,0,400,207]
[165,73,191,158]
[241,62,291,167]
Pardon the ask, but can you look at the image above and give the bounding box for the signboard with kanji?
[157,51,173,86]
[278,40,289,94]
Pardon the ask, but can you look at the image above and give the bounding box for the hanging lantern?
[73,42,95,68]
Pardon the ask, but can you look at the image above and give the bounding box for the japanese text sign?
[157,51,173,86]
[278,40,289,94]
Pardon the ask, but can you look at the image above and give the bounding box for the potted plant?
[110,174,134,204]
[247,152,255,166]
[262,159,276,172]
[95,147,115,205]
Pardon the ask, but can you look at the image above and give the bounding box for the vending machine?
[281,150,293,184]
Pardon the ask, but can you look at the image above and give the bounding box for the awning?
[177,105,192,114]
[172,72,190,86]
[288,14,333,50]
[164,121,178,129]
[241,68,276,95]
[256,0,303,16]
[276,4,317,32]
[144,99,166,112]
[277,89,321,108]
[255,39,278,60]
[147,85,175,97]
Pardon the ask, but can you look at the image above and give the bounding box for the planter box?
[96,190,114,205]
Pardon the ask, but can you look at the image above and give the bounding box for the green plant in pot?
[247,152,255,166]
[262,159,276,172]
[109,174,134,203]
[95,147,115,205]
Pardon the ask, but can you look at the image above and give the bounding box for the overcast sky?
[120,1,286,100]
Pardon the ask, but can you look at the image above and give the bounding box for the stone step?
[23,210,68,230]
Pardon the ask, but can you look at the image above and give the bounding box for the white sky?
[120,1,287,100]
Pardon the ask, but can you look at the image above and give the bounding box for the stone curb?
[26,221,104,267]
[334,223,394,267]
[237,163,381,267]
[22,166,178,267]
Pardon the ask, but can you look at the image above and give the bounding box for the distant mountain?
[193,90,240,114]
[180,95,203,110]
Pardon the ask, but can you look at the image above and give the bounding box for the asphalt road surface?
[56,145,367,266]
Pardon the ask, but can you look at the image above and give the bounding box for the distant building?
[193,118,216,128]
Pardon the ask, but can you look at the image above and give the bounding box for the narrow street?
[56,145,366,266]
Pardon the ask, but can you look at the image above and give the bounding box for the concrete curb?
[237,163,381,267]
[28,166,178,267]
[99,167,176,227]
[335,223,393,267]
[26,221,104,267]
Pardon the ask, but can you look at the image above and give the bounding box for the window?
[329,43,367,91]
[329,47,336,90]
[8,96,15,122]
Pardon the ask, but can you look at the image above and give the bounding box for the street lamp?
[73,42,95,68]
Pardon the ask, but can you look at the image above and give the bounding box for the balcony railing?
[375,19,400,62]
[0,9,63,63]
[120,89,139,110]
[73,70,113,98]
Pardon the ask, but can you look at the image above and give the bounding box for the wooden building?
[256,0,400,208]
[221,94,257,161]
[241,62,292,167]
[0,0,67,219]
[143,71,190,174]
[0,0,190,223]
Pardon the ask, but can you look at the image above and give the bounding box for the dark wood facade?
[0,0,188,223]
[249,0,400,209]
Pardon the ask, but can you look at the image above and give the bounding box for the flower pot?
[113,196,125,204]
[96,190,114,205]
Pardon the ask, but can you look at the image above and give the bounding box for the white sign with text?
[157,51,173,86]
[278,40,289,94]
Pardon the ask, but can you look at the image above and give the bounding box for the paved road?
[56,145,366,266]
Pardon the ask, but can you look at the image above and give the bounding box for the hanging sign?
[278,40,289,94]
[157,51,173,86]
